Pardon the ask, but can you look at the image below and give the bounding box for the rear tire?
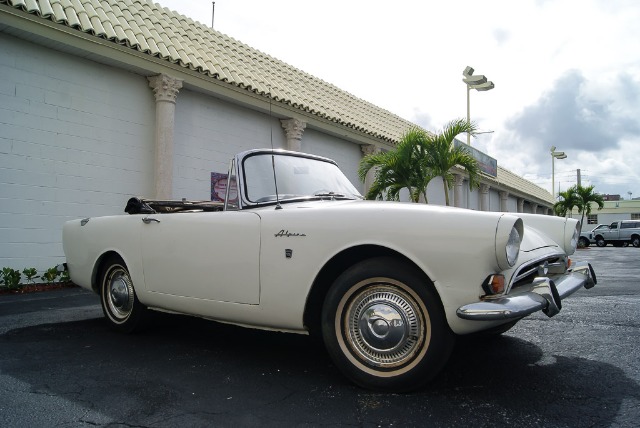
[99,255,148,333]
[321,257,454,392]
[631,235,640,248]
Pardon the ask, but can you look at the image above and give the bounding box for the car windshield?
[242,153,362,203]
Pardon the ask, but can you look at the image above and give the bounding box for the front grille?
[509,255,564,291]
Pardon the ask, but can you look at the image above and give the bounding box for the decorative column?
[280,118,306,151]
[480,184,490,211]
[453,173,464,208]
[517,198,525,213]
[531,203,539,214]
[499,190,509,212]
[361,144,379,197]
[147,74,183,199]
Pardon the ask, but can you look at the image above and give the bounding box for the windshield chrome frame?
[230,148,359,209]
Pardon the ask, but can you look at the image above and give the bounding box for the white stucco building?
[0,0,554,272]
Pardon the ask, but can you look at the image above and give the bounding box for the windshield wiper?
[314,191,344,198]
[312,191,362,200]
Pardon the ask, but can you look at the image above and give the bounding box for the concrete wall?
[173,89,286,200]
[0,35,371,273]
[0,34,154,272]
[172,92,366,200]
[302,128,363,193]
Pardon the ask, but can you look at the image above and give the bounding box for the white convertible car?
[63,149,597,391]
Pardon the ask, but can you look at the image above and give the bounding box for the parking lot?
[1,246,638,427]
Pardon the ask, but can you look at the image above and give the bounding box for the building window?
[632,213,640,220]
[587,215,598,224]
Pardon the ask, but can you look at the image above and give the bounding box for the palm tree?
[423,119,481,206]
[574,184,604,227]
[554,186,580,217]
[358,128,434,202]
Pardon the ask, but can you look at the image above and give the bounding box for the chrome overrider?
[457,261,597,321]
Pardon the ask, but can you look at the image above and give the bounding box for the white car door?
[140,211,261,304]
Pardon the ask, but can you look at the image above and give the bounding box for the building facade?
[0,0,554,272]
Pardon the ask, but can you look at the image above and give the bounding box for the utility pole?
[211,2,215,28]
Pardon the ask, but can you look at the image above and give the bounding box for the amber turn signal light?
[482,274,505,296]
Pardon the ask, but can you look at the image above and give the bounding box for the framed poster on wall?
[211,172,238,204]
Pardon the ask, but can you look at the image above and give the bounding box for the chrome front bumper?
[457,261,597,321]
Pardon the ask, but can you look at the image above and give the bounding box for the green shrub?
[1,268,22,290]
[22,268,40,284]
[41,267,59,283]
[0,265,73,291]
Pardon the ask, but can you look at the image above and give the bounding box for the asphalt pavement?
[0,246,638,427]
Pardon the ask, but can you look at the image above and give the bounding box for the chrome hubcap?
[106,268,133,320]
[346,284,423,368]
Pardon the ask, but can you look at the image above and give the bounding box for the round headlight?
[506,225,521,267]
[495,216,523,271]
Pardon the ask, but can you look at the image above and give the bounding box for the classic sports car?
[62,149,597,392]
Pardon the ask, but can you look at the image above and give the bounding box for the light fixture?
[551,146,567,199]
[462,66,494,145]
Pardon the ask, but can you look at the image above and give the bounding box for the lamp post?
[462,66,494,145]
[550,146,567,199]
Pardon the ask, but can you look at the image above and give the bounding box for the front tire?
[99,255,148,333]
[595,237,606,247]
[321,257,454,392]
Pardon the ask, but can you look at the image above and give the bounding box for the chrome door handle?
[142,217,160,224]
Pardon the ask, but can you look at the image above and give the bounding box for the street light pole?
[462,66,494,145]
[550,146,567,199]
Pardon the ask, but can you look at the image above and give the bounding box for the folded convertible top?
[124,197,224,214]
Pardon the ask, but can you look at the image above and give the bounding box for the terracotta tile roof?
[1,0,415,143]
[496,167,553,203]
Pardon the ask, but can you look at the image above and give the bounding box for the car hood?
[255,199,568,253]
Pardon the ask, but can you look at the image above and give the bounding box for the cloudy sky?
[157,0,640,199]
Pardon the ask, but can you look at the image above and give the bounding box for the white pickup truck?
[593,220,640,247]
[578,224,608,247]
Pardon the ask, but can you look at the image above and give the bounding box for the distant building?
[582,200,640,225]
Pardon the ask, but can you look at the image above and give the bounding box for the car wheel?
[99,255,148,333]
[595,237,606,247]
[321,257,454,392]
[632,236,640,248]
[578,237,590,248]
